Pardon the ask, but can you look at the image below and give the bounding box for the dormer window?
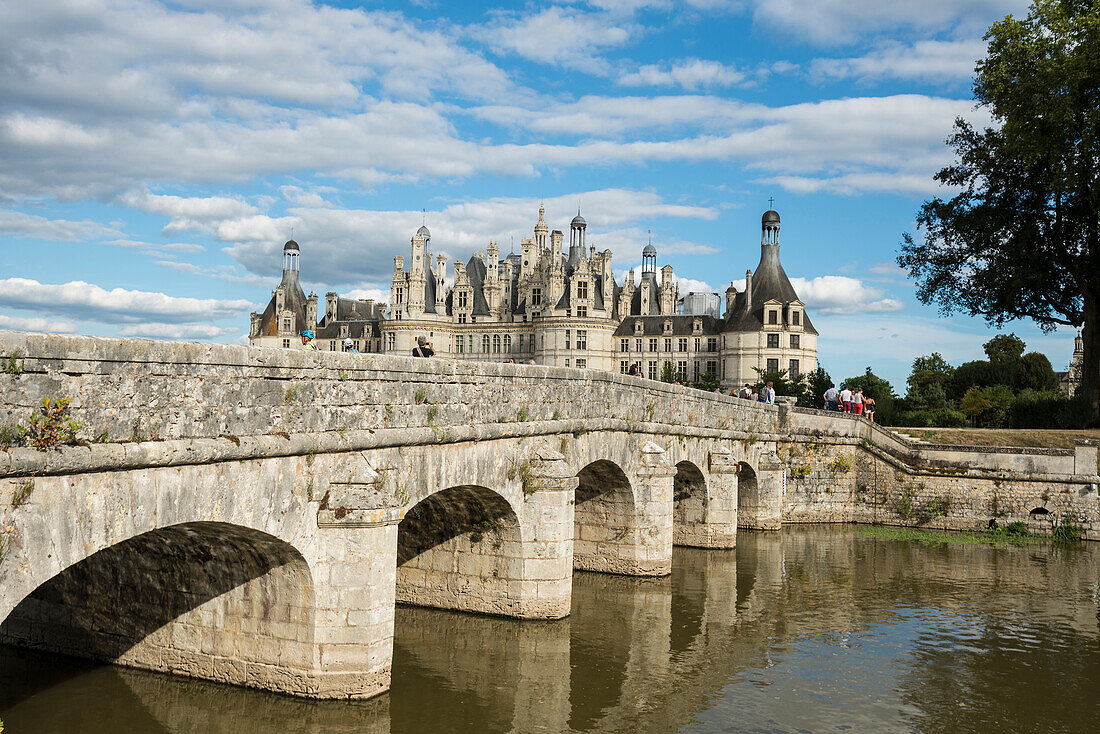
[635,321,644,335]
[457,291,468,309]
[531,288,542,306]
[692,318,702,334]
[663,320,672,334]
[791,310,800,326]
[576,280,588,299]
[768,310,778,325]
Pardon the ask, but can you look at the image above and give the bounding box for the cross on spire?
[768,196,775,208]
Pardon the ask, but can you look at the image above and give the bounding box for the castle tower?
[535,203,548,249]
[569,211,586,266]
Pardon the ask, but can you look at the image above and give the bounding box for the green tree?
[959,386,993,426]
[752,367,812,406]
[984,333,1026,384]
[844,367,898,423]
[659,361,676,383]
[898,0,1100,417]
[808,366,834,408]
[1014,351,1059,392]
[947,360,996,401]
[692,371,722,392]
[907,352,955,397]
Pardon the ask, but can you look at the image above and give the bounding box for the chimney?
[743,269,753,311]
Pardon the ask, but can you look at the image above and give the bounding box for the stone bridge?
[0,332,1096,700]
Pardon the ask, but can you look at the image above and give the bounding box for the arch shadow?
[0,521,314,701]
[673,460,708,548]
[396,485,522,615]
[573,460,636,574]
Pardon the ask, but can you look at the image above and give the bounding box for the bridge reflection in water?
[3,526,1099,733]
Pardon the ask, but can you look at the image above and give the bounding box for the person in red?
[853,388,864,416]
[840,385,852,412]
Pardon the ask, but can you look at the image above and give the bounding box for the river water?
[3,526,1099,733]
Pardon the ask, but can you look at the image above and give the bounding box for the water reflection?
[3,527,1099,733]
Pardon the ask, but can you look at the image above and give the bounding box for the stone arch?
[573,459,638,574]
[396,485,524,616]
[673,460,708,547]
[0,521,316,692]
[735,461,765,530]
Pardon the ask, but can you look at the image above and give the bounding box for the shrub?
[26,398,82,449]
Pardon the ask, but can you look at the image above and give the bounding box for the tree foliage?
[844,367,898,423]
[898,0,1100,415]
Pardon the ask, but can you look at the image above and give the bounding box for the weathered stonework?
[0,330,1097,700]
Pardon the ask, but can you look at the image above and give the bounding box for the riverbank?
[852,523,1083,547]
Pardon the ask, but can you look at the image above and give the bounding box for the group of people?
[822,385,875,421]
[733,382,776,403]
[300,331,437,357]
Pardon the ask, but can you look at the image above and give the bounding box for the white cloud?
[618,59,752,89]
[115,322,236,339]
[0,209,119,240]
[0,277,254,323]
[789,275,904,315]
[120,191,258,235]
[0,314,80,334]
[207,188,718,285]
[482,7,636,73]
[868,262,906,276]
[747,0,1028,45]
[811,40,987,83]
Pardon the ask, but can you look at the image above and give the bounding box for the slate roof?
[723,243,817,335]
[255,269,308,337]
[613,314,722,337]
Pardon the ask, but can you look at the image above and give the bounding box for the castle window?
[706,360,717,375]
[707,337,717,352]
[789,359,800,378]
[456,337,464,354]
[576,330,587,350]
[767,358,779,372]
[493,335,501,353]
[468,335,474,352]
[330,341,337,351]
[457,291,468,308]
[790,335,800,349]
[282,318,292,332]
[504,335,511,352]
[664,338,672,352]
[634,321,644,335]
[576,305,587,318]
[648,361,657,380]
[663,320,672,334]
[482,335,490,353]
[565,358,570,367]
[620,338,629,353]
[531,288,542,306]
[649,338,658,352]
[677,361,687,380]
[577,281,588,299]
[387,333,395,351]
[620,360,629,374]
[767,333,780,349]
[458,314,467,324]
[395,288,403,305]
[678,338,688,352]
[693,361,700,381]
[282,339,290,348]
[693,319,702,334]
[792,311,800,326]
[575,358,586,369]
[354,340,360,351]
[635,338,642,352]
[694,338,700,352]
[768,310,777,325]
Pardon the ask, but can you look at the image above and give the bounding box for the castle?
[249,206,818,388]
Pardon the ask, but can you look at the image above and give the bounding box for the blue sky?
[0,0,1078,389]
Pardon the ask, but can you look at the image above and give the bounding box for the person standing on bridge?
[823,385,840,411]
[412,336,435,358]
[342,338,358,353]
[763,381,776,404]
[300,330,317,350]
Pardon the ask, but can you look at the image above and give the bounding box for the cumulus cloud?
[0,278,255,323]
[747,0,1028,45]
[120,191,259,235]
[115,322,237,339]
[0,209,119,240]
[810,40,987,83]
[0,314,81,334]
[206,188,718,285]
[789,275,904,315]
[618,59,752,89]
[482,7,636,73]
